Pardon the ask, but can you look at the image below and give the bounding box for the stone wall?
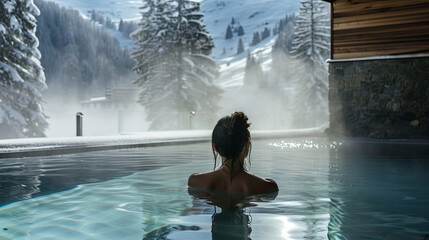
[328,57,429,139]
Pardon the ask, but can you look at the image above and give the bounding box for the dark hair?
[212,112,251,172]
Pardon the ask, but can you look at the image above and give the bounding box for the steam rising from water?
[44,51,328,137]
[44,92,149,137]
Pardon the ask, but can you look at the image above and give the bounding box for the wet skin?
[188,141,279,194]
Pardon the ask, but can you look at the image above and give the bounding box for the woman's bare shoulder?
[188,172,207,189]
[188,171,219,189]
[243,172,279,193]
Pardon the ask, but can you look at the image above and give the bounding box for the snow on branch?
[0,62,24,83]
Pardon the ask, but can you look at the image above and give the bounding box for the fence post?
[76,112,83,136]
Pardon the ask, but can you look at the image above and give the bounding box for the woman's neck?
[221,158,245,176]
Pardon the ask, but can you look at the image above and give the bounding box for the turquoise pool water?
[0,138,428,239]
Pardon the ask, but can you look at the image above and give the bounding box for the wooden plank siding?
[327,0,429,59]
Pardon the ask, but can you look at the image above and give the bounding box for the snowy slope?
[201,0,298,87]
[44,0,299,87]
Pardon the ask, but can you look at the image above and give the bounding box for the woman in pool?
[188,112,278,194]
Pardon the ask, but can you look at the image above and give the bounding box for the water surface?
[0,138,428,239]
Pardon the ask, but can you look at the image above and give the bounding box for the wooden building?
[325,0,429,59]
[322,0,429,138]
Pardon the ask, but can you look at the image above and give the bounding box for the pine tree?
[290,0,330,127]
[118,18,124,32]
[131,0,161,84]
[279,18,285,34]
[34,0,135,101]
[237,25,244,36]
[237,38,244,54]
[251,31,260,45]
[231,17,235,25]
[132,0,221,130]
[105,17,114,29]
[273,25,278,35]
[0,0,48,138]
[120,20,138,38]
[225,25,233,39]
[243,54,265,88]
[261,27,270,40]
[273,14,296,54]
[91,9,96,21]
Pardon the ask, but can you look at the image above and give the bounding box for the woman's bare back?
[189,112,278,195]
[188,167,278,194]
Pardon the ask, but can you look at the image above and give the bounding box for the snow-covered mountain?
[45,0,299,88]
[201,0,298,88]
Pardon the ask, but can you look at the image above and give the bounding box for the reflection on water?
[1,138,428,239]
[190,188,278,240]
[143,188,278,240]
[328,141,429,240]
[0,144,203,206]
[211,207,252,240]
[143,225,202,240]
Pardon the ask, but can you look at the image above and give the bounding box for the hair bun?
[231,111,250,129]
[212,111,251,161]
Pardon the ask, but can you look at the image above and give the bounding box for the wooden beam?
[349,0,377,3]
[334,0,428,13]
[334,17,429,30]
[333,21,429,35]
[334,49,429,59]
[334,3,429,20]
[330,0,429,59]
[335,35,429,46]
[334,41,429,55]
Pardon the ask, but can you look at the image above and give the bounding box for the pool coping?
[0,128,327,158]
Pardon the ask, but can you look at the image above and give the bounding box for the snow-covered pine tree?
[131,0,164,83]
[244,54,265,88]
[237,25,244,36]
[251,31,260,46]
[225,25,233,39]
[273,24,279,35]
[271,14,296,87]
[290,0,330,128]
[0,0,48,139]
[121,20,138,38]
[132,0,221,130]
[279,18,285,34]
[237,38,244,54]
[91,9,96,21]
[105,17,115,29]
[261,27,270,40]
[118,18,124,32]
[273,14,296,54]
[35,0,135,100]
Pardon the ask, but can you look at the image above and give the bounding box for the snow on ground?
[0,130,210,157]
[0,127,327,157]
